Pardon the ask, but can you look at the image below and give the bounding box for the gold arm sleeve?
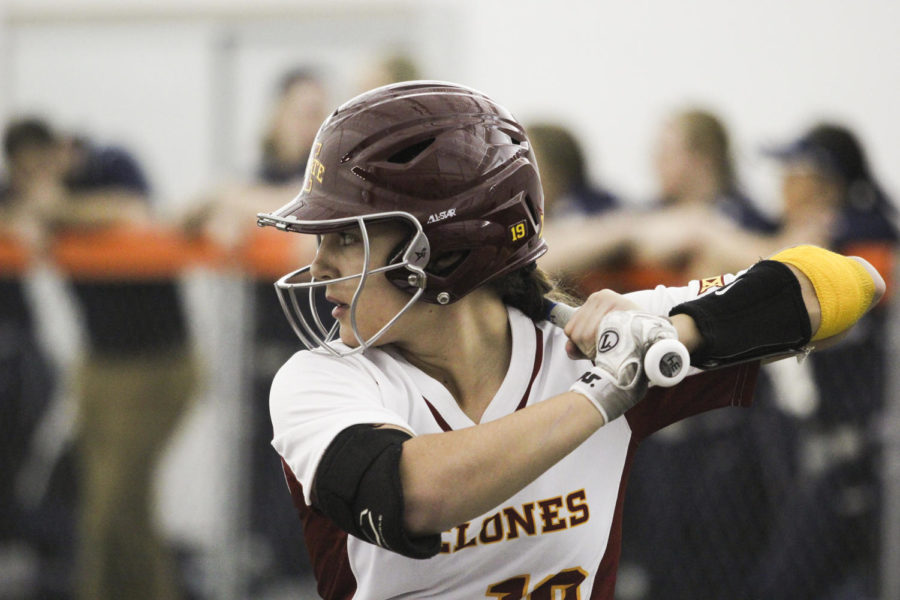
[770,245,876,341]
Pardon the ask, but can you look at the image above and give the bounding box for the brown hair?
[488,262,581,321]
[527,123,587,188]
[677,109,736,192]
[260,68,323,167]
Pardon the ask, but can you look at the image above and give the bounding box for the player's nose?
[310,243,336,282]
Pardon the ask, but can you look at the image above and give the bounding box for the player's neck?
[394,292,511,422]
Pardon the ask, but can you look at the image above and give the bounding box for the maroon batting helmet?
[257,80,546,353]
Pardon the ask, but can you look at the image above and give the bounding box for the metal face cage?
[257,211,431,357]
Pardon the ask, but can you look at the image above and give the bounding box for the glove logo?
[597,330,619,353]
[578,371,603,386]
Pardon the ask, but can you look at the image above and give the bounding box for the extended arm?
[669,246,883,369]
[313,379,612,554]
[311,245,884,557]
[403,246,884,534]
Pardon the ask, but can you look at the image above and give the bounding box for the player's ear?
[427,251,467,276]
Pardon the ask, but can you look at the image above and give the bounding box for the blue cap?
[766,124,871,186]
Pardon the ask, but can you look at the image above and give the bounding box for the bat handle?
[545,300,690,387]
[643,338,689,387]
[546,301,577,327]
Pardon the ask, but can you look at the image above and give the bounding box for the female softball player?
[256,81,884,599]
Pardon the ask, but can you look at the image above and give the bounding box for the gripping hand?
[570,310,680,423]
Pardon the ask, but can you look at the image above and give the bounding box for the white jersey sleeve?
[270,349,412,505]
[623,269,748,315]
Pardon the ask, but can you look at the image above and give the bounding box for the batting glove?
[570,310,678,423]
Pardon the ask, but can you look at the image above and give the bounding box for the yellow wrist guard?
[770,245,875,341]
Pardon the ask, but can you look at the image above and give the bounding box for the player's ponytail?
[488,262,580,322]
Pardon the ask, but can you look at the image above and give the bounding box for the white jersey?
[270,274,759,600]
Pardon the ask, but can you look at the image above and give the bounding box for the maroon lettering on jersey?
[504,503,537,539]
[537,497,567,532]
[567,490,590,527]
[453,521,478,552]
[479,512,505,544]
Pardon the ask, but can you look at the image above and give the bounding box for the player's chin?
[338,326,362,348]
[339,323,394,350]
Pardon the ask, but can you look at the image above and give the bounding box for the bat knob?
[644,339,689,387]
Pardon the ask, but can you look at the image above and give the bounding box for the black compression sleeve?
[669,260,812,368]
[312,424,441,559]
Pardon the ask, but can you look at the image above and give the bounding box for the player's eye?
[338,231,359,246]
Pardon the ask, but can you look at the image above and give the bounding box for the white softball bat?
[545,301,690,387]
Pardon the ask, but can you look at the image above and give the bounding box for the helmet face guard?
[258,210,430,357]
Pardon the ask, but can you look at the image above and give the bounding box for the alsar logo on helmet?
[426,209,456,224]
[303,142,326,193]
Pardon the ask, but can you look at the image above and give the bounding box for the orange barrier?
[238,227,315,280]
[577,242,895,304]
[577,262,688,297]
[48,225,313,281]
[842,240,896,303]
[52,226,225,280]
[0,236,30,276]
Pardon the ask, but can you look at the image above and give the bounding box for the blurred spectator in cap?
[527,122,619,220]
[767,122,897,250]
[748,122,897,600]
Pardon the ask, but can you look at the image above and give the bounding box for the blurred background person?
[356,51,422,93]
[2,116,200,600]
[540,107,833,288]
[748,123,897,600]
[185,66,329,247]
[653,108,777,231]
[257,67,329,186]
[605,109,784,600]
[527,122,620,220]
[183,66,327,596]
[2,118,150,229]
[541,107,776,293]
[242,66,328,596]
[0,120,73,598]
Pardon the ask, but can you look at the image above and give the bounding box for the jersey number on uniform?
[486,566,587,599]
